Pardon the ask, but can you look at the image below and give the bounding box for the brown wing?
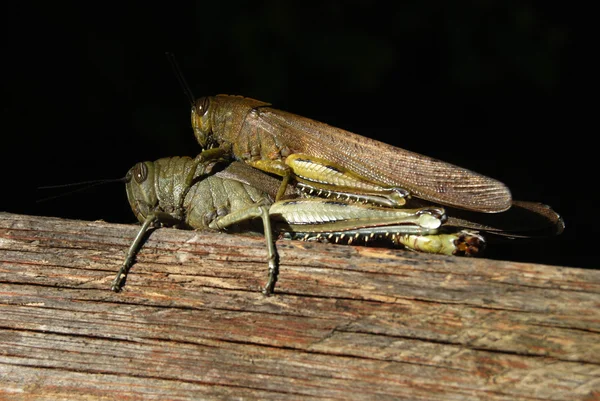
[214,161,299,200]
[250,108,512,213]
[446,200,564,237]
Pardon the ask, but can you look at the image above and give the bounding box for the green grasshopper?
[112,156,563,295]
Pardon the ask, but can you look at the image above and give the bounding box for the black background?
[4,3,590,269]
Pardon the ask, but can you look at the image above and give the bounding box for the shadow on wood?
[1,212,599,400]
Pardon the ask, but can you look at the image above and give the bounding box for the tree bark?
[1,212,599,400]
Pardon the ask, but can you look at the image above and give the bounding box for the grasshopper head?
[191,96,214,149]
[125,162,158,223]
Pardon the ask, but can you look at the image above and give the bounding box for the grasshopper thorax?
[192,95,272,151]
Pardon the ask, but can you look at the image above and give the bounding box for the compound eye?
[133,163,148,183]
[195,97,210,116]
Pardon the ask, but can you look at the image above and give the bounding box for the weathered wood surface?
[0,212,599,400]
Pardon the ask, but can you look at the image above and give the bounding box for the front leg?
[188,146,232,186]
[112,211,183,292]
[177,147,234,214]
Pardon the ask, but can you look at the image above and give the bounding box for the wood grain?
[1,212,599,400]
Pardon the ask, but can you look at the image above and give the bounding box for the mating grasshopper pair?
[113,59,562,293]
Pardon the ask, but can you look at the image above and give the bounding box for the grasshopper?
[188,95,512,213]
[165,55,511,214]
[112,156,563,295]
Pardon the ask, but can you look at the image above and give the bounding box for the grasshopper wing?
[214,161,299,200]
[250,108,512,213]
[445,200,564,238]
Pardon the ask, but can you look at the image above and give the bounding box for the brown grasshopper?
[188,95,512,214]
[112,156,562,295]
[166,55,511,214]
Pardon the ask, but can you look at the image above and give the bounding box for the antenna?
[165,52,195,105]
[37,177,128,203]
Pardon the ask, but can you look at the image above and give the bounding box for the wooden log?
[1,212,599,400]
